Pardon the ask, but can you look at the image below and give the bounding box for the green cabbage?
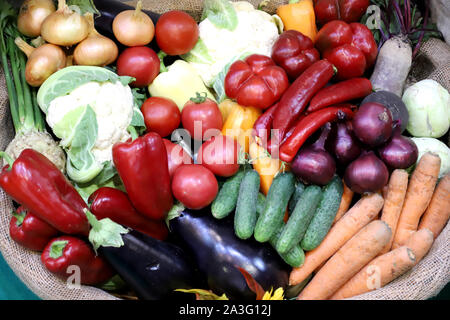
[411,137,450,178]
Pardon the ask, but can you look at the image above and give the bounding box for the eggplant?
[168,207,290,300]
[99,229,203,300]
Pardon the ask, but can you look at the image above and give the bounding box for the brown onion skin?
[112,0,155,47]
[73,14,118,66]
[378,128,418,169]
[344,151,389,194]
[40,0,89,47]
[353,102,393,147]
[18,0,56,38]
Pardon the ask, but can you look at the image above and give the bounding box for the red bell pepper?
[9,206,59,251]
[315,21,378,80]
[0,149,90,236]
[279,106,354,162]
[89,187,169,240]
[307,78,372,112]
[272,59,335,142]
[42,235,114,285]
[271,30,320,80]
[112,132,173,221]
[314,0,370,25]
[224,54,289,110]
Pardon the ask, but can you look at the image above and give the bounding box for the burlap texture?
[0,0,448,300]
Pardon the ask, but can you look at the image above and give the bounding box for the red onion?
[344,151,389,194]
[378,127,418,169]
[353,102,393,147]
[291,123,336,186]
[326,121,362,165]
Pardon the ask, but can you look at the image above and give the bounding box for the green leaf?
[181,39,214,65]
[37,66,133,114]
[175,289,229,300]
[67,0,99,15]
[85,209,129,253]
[201,0,238,31]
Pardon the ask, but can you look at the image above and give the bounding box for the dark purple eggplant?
[99,229,203,300]
[168,206,290,300]
[361,91,409,133]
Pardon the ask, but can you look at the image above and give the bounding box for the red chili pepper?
[315,21,377,80]
[225,54,289,110]
[89,187,169,240]
[279,106,354,163]
[272,59,335,142]
[271,30,320,80]
[112,132,173,221]
[0,149,90,236]
[253,103,278,145]
[314,0,370,25]
[41,236,114,285]
[307,78,372,112]
[9,206,59,251]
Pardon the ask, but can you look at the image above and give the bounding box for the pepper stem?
[158,51,168,73]
[0,151,14,170]
[127,126,139,141]
[190,92,208,104]
[49,240,69,259]
[12,210,26,226]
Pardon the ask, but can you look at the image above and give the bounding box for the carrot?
[297,220,392,300]
[330,246,416,300]
[379,169,409,254]
[289,193,384,286]
[418,174,450,239]
[381,184,389,200]
[404,228,434,265]
[332,180,354,225]
[392,152,441,249]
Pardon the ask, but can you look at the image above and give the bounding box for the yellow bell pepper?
[221,101,261,153]
[277,0,317,42]
[218,99,237,124]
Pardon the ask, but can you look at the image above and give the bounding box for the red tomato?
[116,46,160,88]
[171,164,218,209]
[197,135,240,177]
[163,139,192,178]
[181,96,223,141]
[155,10,199,56]
[141,97,181,137]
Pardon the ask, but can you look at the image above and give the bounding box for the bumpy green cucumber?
[211,169,246,219]
[234,170,260,240]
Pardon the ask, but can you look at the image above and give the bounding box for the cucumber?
[254,172,295,243]
[270,225,305,268]
[234,170,260,240]
[275,185,322,254]
[211,169,246,219]
[301,176,343,251]
[256,192,266,217]
[288,181,305,215]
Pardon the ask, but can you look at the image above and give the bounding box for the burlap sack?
[0,0,448,300]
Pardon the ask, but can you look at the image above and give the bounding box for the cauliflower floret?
[188,1,280,86]
[46,80,134,164]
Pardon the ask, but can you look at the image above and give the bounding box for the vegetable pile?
[0,0,449,301]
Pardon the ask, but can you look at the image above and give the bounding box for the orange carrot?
[404,228,434,265]
[392,152,440,249]
[418,174,450,239]
[330,246,416,300]
[332,180,354,225]
[379,169,409,254]
[297,220,392,300]
[381,184,389,200]
[289,193,384,286]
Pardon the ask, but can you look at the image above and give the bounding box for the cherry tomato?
[172,164,218,209]
[163,139,192,178]
[141,97,181,137]
[197,135,241,177]
[155,10,199,56]
[181,95,223,141]
[116,46,160,88]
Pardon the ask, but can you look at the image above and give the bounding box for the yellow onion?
[40,0,89,47]
[73,13,119,66]
[17,0,56,38]
[112,0,155,47]
[15,37,67,87]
